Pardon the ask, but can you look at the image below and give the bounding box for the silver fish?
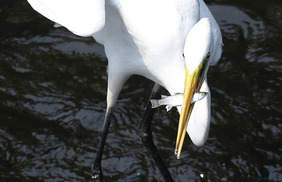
[150,92,207,112]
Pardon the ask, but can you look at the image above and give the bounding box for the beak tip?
[175,148,182,159]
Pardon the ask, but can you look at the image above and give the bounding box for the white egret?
[27,0,222,181]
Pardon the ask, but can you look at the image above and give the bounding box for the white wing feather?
[27,0,105,37]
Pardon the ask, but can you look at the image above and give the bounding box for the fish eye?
[205,52,210,60]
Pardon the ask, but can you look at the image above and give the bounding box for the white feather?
[27,0,105,36]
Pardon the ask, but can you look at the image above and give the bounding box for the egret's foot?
[90,164,103,182]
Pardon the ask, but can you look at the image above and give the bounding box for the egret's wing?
[27,0,105,37]
[199,0,223,66]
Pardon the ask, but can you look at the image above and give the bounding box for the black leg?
[91,83,174,181]
[91,108,112,182]
[138,83,174,182]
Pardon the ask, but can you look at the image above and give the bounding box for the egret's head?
[175,18,213,159]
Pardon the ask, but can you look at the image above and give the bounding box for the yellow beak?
[175,52,210,159]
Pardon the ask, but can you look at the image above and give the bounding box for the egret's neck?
[146,56,186,96]
[114,0,200,96]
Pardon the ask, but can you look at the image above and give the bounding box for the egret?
[27,0,223,181]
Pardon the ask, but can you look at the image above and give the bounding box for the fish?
[150,92,208,112]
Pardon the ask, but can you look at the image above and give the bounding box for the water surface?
[0,0,281,181]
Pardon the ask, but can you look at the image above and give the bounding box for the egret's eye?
[182,53,185,58]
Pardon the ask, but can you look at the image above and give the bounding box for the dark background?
[0,0,281,181]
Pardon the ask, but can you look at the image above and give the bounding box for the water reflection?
[0,0,281,181]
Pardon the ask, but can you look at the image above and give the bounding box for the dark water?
[1,0,281,181]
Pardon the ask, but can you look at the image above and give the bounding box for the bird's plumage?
[27,0,222,152]
[27,0,106,36]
